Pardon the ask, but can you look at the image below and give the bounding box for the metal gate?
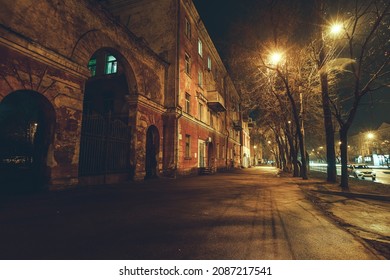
[78,114,130,176]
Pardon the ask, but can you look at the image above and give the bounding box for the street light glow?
[329,23,343,35]
[269,52,283,65]
[367,132,374,139]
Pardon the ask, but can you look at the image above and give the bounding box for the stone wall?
[0,0,167,189]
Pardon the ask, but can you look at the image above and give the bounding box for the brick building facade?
[0,0,249,191]
[103,0,250,176]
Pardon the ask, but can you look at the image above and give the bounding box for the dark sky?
[193,0,390,135]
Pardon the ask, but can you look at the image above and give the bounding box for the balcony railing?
[206,90,226,112]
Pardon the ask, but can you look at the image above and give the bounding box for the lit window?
[185,93,191,114]
[185,52,191,75]
[105,55,118,74]
[198,38,203,57]
[88,58,97,77]
[198,70,203,87]
[185,17,191,39]
[185,134,191,158]
[207,57,212,70]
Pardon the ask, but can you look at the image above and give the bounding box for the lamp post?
[253,145,257,166]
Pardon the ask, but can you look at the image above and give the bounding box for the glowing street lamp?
[329,22,343,36]
[367,132,374,140]
[268,51,283,65]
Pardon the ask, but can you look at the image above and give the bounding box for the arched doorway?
[0,90,55,192]
[79,49,132,182]
[145,125,159,179]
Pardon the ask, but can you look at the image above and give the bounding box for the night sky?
[193,0,390,135]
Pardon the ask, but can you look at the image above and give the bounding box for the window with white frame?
[198,38,203,57]
[207,56,212,70]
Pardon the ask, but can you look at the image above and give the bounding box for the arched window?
[87,52,118,77]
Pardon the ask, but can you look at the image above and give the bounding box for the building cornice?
[0,24,89,79]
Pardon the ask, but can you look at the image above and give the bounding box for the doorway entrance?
[145,125,160,179]
[0,90,55,192]
[78,49,131,182]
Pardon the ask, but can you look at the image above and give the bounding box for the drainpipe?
[174,0,181,176]
[223,75,230,169]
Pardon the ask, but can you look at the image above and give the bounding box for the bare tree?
[309,0,339,183]
[326,0,390,190]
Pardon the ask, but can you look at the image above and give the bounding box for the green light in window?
[88,58,97,76]
[105,55,118,74]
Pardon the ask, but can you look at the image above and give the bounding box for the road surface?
[0,167,381,259]
[310,163,390,185]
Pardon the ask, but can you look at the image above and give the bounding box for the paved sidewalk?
[291,171,390,259]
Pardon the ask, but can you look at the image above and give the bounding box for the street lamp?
[329,22,343,36]
[367,132,374,140]
[253,145,257,166]
[268,51,284,66]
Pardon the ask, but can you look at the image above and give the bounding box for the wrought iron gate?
[78,114,131,176]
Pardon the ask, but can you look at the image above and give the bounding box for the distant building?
[348,122,390,166]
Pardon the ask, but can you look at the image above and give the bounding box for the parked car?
[347,164,376,180]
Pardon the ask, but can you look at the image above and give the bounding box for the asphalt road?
[0,167,381,260]
[310,164,390,185]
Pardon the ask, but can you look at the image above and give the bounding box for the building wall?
[103,0,246,175]
[0,0,167,189]
[104,0,178,108]
[348,122,390,165]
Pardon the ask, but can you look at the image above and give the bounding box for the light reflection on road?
[309,163,390,185]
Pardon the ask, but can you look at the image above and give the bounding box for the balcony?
[206,90,226,112]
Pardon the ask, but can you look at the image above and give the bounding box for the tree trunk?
[285,127,299,176]
[320,71,337,182]
[285,89,308,179]
[339,127,349,191]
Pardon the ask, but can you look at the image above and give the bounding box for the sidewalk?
[287,170,390,259]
